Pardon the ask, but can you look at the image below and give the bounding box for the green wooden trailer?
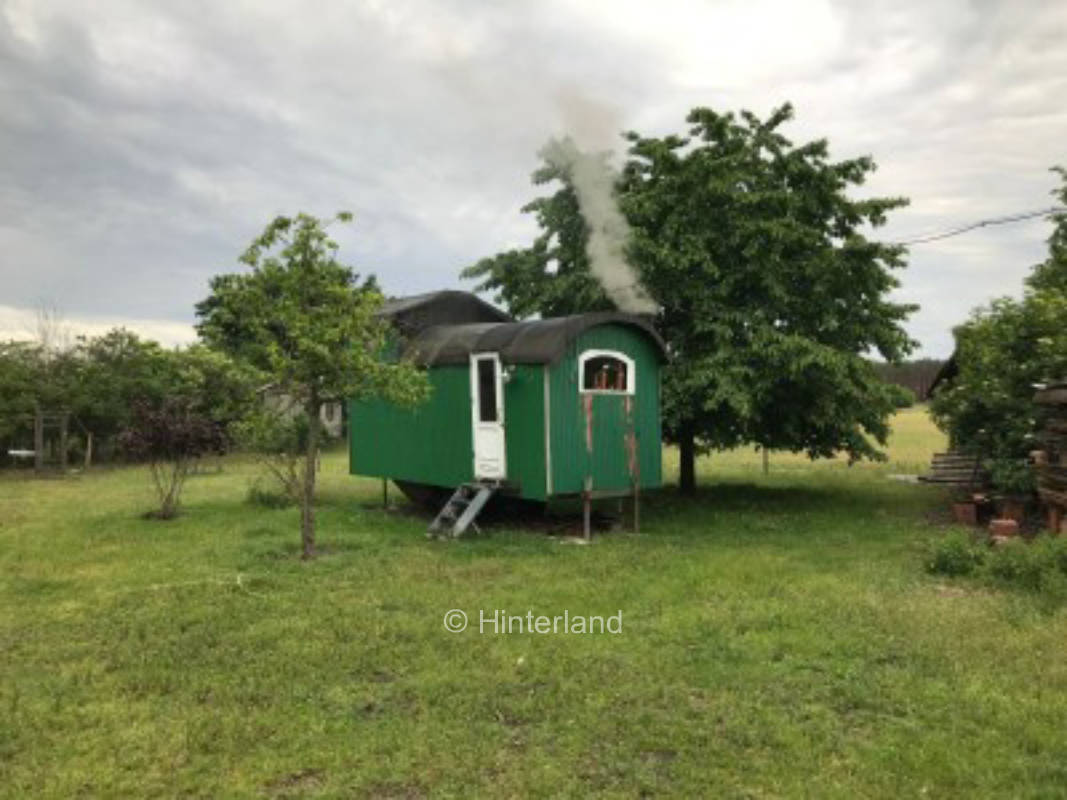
[348,291,666,535]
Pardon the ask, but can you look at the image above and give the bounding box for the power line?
[892,206,1066,246]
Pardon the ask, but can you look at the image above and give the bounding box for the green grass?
[2,406,1066,798]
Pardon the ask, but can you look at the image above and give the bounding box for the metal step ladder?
[428,482,495,538]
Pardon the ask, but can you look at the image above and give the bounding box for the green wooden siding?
[349,322,661,499]
[547,324,662,495]
[349,366,473,488]
[502,365,547,501]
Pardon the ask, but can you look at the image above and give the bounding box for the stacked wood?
[919,451,989,487]
[1032,382,1067,533]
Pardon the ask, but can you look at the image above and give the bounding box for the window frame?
[578,349,636,396]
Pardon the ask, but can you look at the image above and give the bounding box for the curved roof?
[405,312,668,366]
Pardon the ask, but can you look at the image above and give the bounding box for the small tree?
[196,212,429,558]
[232,409,310,506]
[118,400,225,518]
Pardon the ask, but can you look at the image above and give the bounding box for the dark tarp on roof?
[379,290,512,336]
[405,312,668,366]
[927,353,958,397]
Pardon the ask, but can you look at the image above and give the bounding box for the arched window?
[579,350,635,395]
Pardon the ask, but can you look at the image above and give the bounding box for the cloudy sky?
[2,0,1064,356]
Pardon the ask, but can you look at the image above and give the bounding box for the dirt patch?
[934,583,970,598]
[264,768,324,796]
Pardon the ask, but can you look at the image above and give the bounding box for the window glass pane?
[583,356,628,392]
[477,358,497,422]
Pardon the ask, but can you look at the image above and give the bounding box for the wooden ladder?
[428,482,495,539]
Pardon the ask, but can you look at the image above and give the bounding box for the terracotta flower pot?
[998,497,1026,523]
[989,517,1019,537]
[952,501,978,526]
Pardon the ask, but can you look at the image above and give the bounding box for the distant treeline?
[871,358,946,402]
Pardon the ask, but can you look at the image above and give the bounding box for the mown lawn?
[2,406,1066,798]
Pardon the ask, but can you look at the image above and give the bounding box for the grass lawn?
[2,406,1067,798]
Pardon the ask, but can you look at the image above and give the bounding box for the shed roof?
[379,290,512,335]
[927,352,958,397]
[405,312,668,366]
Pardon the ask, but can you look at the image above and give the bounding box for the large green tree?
[464,104,916,492]
[196,212,429,558]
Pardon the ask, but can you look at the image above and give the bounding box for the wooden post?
[84,431,93,470]
[1049,504,1063,536]
[59,412,69,473]
[633,485,640,534]
[33,405,43,474]
[582,476,592,541]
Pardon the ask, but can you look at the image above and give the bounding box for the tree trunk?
[679,422,696,496]
[301,393,321,559]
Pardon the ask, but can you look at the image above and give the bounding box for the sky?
[1,0,1064,357]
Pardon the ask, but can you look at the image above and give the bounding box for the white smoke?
[542,89,658,315]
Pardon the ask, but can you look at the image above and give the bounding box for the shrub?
[891,384,917,409]
[118,399,226,519]
[987,539,1048,590]
[931,532,1067,604]
[246,480,296,509]
[926,531,986,576]
[233,410,309,504]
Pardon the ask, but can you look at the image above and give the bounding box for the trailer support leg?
[582,477,592,541]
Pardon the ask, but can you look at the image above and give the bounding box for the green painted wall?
[349,322,662,499]
[349,363,548,497]
[349,366,473,488]
[502,365,547,501]
[547,324,662,495]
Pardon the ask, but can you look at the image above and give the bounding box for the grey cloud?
[1,0,1064,357]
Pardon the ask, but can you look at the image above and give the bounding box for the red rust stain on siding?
[624,396,638,481]
[583,394,594,453]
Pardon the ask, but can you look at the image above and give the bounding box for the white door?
[470,352,506,479]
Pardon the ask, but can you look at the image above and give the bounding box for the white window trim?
[578,349,635,395]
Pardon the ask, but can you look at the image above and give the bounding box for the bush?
[926,531,986,576]
[929,531,1067,603]
[246,480,295,509]
[987,458,1036,496]
[118,399,226,519]
[890,384,917,409]
[987,539,1049,590]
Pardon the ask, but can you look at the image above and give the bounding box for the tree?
[118,399,226,518]
[0,327,260,469]
[196,212,429,558]
[170,344,262,434]
[1024,166,1067,293]
[0,342,39,450]
[930,167,1067,494]
[73,329,176,455]
[464,104,915,493]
